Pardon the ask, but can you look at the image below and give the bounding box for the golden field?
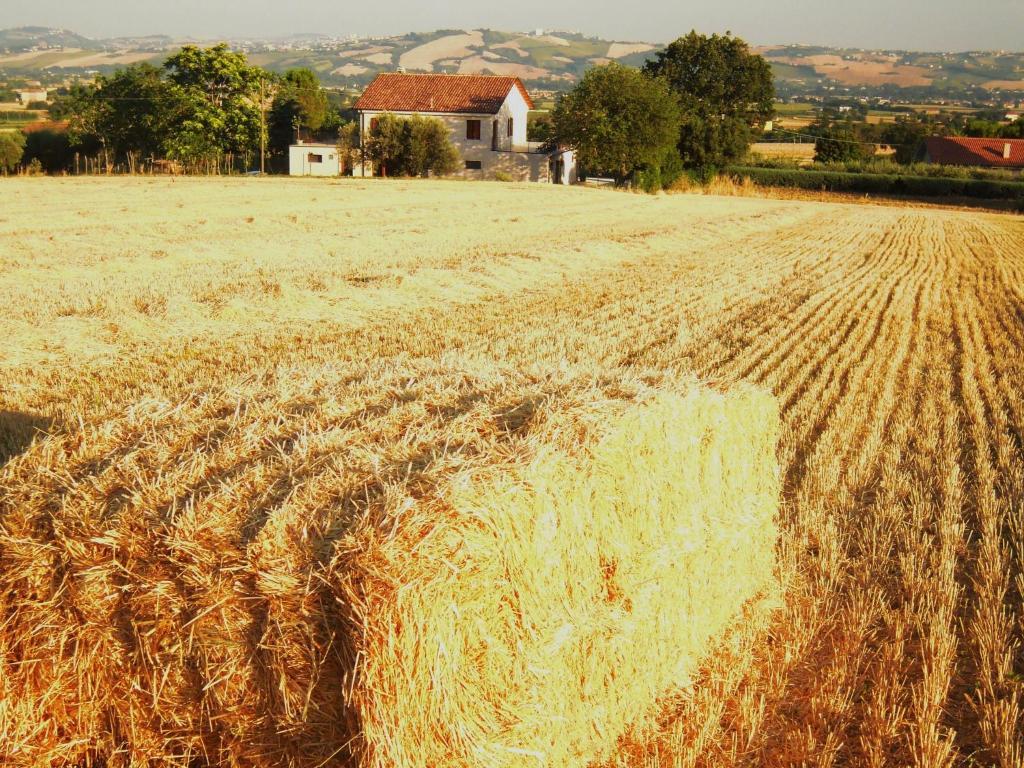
[2,177,1024,767]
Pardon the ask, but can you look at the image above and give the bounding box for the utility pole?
[259,77,267,176]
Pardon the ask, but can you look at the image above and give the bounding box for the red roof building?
[923,137,1024,169]
[354,73,534,115]
[341,72,576,184]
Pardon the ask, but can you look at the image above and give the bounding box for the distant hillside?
[1,26,1022,101]
[763,45,1024,100]
[0,26,95,52]
[231,29,660,89]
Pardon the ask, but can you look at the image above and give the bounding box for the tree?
[164,44,266,169]
[813,121,871,163]
[550,62,682,184]
[0,131,25,173]
[269,69,332,155]
[338,121,361,173]
[528,112,553,143]
[644,31,774,171]
[22,130,73,173]
[403,115,458,176]
[1001,120,1024,139]
[90,64,186,170]
[284,69,328,130]
[881,118,929,164]
[364,113,459,177]
[365,113,406,177]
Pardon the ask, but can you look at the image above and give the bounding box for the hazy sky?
[4,0,1023,50]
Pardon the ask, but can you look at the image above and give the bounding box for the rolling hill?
[1,26,1022,100]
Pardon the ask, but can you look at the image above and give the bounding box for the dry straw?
[337,386,779,768]
[0,373,779,767]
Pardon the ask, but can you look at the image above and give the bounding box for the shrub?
[365,113,459,178]
[0,131,26,172]
[726,166,1024,202]
[22,129,73,174]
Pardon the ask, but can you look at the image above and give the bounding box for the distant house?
[923,137,1024,171]
[289,143,342,177]
[353,73,576,183]
[17,88,48,105]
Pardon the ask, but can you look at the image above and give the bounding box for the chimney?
[1004,143,1012,160]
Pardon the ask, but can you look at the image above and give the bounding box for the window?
[507,117,514,138]
[369,117,379,132]
[465,160,482,170]
[308,153,323,164]
[466,120,481,140]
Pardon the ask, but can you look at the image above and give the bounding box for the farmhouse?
[17,87,48,105]
[352,72,576,183]
[924,136,1024,172]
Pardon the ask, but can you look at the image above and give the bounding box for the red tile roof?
[354,73,533,115]
[924,136,1024,168]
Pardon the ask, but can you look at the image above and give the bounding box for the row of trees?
[29,45,339,173]
[5,32,775,184]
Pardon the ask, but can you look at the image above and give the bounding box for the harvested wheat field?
[1,177,1023,767]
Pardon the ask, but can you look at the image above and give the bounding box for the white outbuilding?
[289,143,341,177]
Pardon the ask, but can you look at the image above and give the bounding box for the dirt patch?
[457,56,550,78]
[607,42,655,58]
[0,48,81,65]
[332,63,369,76]
[494,42,528,58]
[49,51,159,68]
[983,80,1024,91]
[773,54,933,87]
[399,31,484,70]
[359,52,393,65]
[534,34,571,46]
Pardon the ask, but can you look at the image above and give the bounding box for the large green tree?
[164,44,265,168]
[90,64,185,170]
[402,115,459,177]
[550,62,682,184]
[269,68,331,154]
[812,119,872,163]
[644,32,774,170]
[880,118,930,164]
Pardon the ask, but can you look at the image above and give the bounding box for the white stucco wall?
[550,149,578,185]
[289,144,341,177]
